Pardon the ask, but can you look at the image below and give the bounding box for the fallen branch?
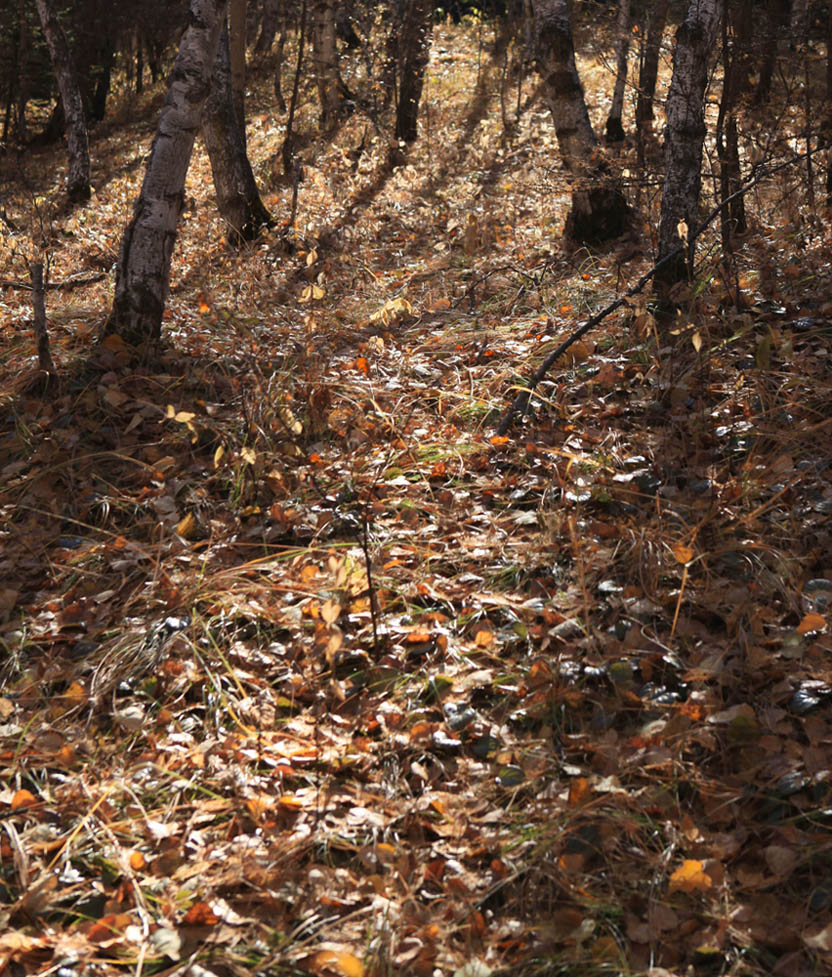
[0,271,107,291]
[494,151,811,435]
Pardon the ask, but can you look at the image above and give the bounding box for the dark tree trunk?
[229,0,247,148]
[605,0,631,143]
[716,0,749,251]
[273,11,288,111]
[105,0,229,346]
[655,0,721,291]
[89,38,115,122]
[312,0,344,128]
[534,0,631,244]
[393,0,434,144]
[202,22,273,243]
[755,0,789,104]
[15,0,29,142]
[35,0,91,202]
[255,0,280,52]
[136,32,144,93]
[635,0,668,129]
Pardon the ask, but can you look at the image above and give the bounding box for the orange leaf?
[11,789,37,810]
[672,543,694,564]
[312,950,364,977]
[669,859,712,893]
[568,777,592,808]
[129,851,147,871]
[474,628,494,647]
[182,901,219,926]
[355,357,369,374]
[797,612,827,635]
[489,435,509,446]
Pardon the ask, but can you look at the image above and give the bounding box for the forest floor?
[1,14,832,977]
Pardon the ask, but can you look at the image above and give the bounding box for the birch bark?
[534,0,630,243]
[105,0,229,344]
[655,0,721,288]
[34,0,90,202]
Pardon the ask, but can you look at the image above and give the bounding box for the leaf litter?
[0,13,831,977]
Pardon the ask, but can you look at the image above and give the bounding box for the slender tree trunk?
[255,0,280,52]
[791,0,809,46]
[29,261,56,377]
[394,0,434,144]
[136,32,144,93]
[34,0,90,202]
[202,22,272,243]
[229,0,247,148]
[312,0,343,128]
[826,0,832,203]
[655,0,721,290]
[534,0,631,244]
[755,0,789,104]
[716,0,750,251]
[635,0,668,129]
[90,36,115,122]
[104,0,229,345]
[273,11,288,111]
[605,0,631,143]
[15,0,28,142]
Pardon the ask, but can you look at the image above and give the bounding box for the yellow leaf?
[321,600,341,624]
[797,612,827,635]
[673,543,694,564]
[335,952,364,977]
[241,446,256,464]
[669,859,712,893]
[311,951,364,977]
[166,404,176,418]
[692,331,702,353]
[214,444,225,468]
[176,512,197,540]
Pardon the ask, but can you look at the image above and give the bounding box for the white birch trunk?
[656,0,721,287]
[105,0,229,345]
[34,0,90,202]
[534,0,630,243]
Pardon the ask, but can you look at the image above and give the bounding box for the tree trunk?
[89,35,115,122]
[34,0,90,202]
[105,0,229,346]
[229,0,247,148]
[655,0,721,290]
[635,0,668,129]
[15,0,29,142]
[605,0,631,143]
[202,22,273,243]
[791,0,809,47]
[273,11,288,111]
[755,0,789,104]
[393,0,434,144]
[534,0,631,244]
[716,0,750,251]
[312,0,343,128]
[255,0,280,52]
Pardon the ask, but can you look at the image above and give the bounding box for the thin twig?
[494,150,814,435]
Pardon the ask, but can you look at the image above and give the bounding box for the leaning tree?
[533,0,630,244]
[104,0,230,345]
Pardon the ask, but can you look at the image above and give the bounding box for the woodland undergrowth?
[0,13,831,977]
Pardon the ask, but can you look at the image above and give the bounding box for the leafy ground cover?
[1,15,831,977]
